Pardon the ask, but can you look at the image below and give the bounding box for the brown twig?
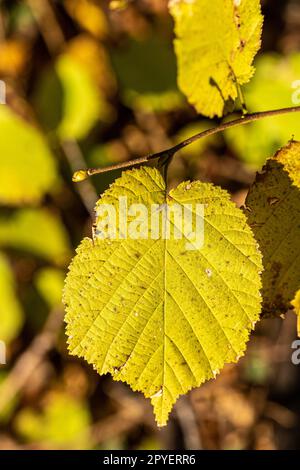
[61,141,98,215]
[0,308,63,414]
[73,105,300,181]
[175,396,202,450]
[25,0,65,55]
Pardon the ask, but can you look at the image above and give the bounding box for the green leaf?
[0,252,23,343]
[0,106,58,206]
[34,53,112,140]
[110,35,183,112]
[245,141,300,316]
[35,267,65,308]
[0,208,71,266]
[64,167,262,426]
[169,0,263,118]
[15,392,91,449]
[225,53,300,168]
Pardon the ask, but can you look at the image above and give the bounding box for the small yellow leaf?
[169,0,263,117]
[0,106,58,206]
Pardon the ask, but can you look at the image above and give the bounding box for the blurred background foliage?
[0,0,300,450]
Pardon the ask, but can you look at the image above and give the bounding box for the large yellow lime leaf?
[0,252,23,343]
[169,0,263,117]
[245,141,300,316]
[0,106,58,206]
[64,167,262,426]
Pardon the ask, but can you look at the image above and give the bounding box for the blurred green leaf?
[110,35,183,112]
[0,252,23,343]
[34,53,113,140]
[0,372,19,423]
[136,436,161,450]
[35,267,65,308]
[0,106,58,206]
[0,208,71,266]
[15,392,91,449]
[243,352,270,385]
[225,53,300,168]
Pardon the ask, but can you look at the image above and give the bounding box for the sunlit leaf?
[169,0,263,117]
[64,167,262,426]
[0,106,58,206]
[245,141,300,316]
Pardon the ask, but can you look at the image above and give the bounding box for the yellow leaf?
[0,107,58,206]
[64,167,262,426]
[169,0,263,117]
[245,141,300,316]
[64,0,108,39]
[0,208,71,266]
[0,253,23,343]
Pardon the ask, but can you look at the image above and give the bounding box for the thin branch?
[175,396,202,450]
[73,105,300,181]
[25,0,65,54]
[0,308,63,414]
[61,141,98,215]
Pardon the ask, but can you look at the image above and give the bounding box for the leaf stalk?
[72,105,300,182]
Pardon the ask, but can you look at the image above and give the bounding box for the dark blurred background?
[0,0,300,450]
